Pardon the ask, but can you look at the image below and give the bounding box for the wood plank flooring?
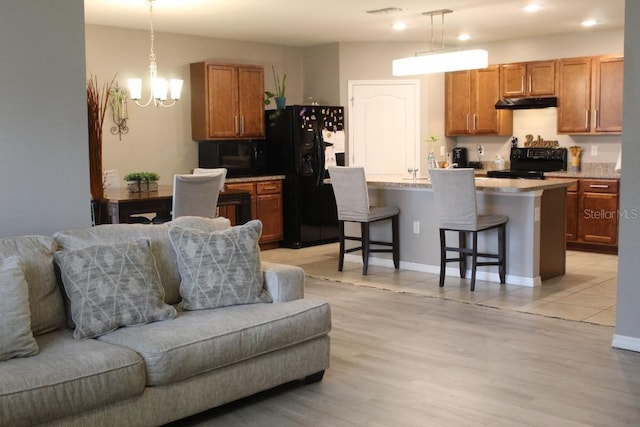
[167,278,640,427]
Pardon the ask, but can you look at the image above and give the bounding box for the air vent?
[366,7,403,14]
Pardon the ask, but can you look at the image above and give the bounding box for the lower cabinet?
[222,179,283,249]
[566,178,619,254]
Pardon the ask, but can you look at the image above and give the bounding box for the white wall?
[614,2,640,351]
[85,25,304,186]
[0,0,90,237]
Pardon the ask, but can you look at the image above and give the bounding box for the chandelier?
[392,9,488,76]
[128,0,183,108]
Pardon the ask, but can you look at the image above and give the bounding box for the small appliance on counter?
[487,147,567,179]
[452,147,468,168]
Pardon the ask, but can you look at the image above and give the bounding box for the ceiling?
[84,0,625,48]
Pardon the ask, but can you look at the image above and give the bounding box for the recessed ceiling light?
[392,22,407,31]
[457,34,471,41]
[524,4,541,13]
[581,19,597,27]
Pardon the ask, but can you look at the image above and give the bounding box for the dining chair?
[193,167,227,193]
[327,166,399,275]
[172,172,225,220]
[428,168,507,291]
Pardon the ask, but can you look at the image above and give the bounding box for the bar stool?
[428,168,507,291]
[328,166,400,275]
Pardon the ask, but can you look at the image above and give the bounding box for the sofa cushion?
[0,235,65,336]
[169,220,272,310]
[53,218,231,305]
[54,239,177,339]
[0,256,39,361]
[98,298,331,386]
[0,329,146,427]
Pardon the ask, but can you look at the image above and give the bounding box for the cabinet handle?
[527,75,532,93]
[590,184,610,189]
[473,114,477,131]
[234,116,239,134]
[521,76,525,94]
[466,114,469,131]
[585,110,589,129]
[594,110,599,128]
[240,117,245,135]
[261,186,278,191]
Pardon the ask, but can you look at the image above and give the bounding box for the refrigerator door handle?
[314,129,325,186]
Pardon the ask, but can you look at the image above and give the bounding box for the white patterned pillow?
[168,220,272,310]
[54,239,177,339]
[0,256,39,361]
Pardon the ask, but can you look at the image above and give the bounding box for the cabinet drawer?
[257,180,282,195]
[580,179,618,193]
[225,182,255,194]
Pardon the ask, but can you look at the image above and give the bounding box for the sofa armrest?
[262,262,305,302]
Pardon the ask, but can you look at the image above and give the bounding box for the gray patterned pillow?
[168,220,272,310]
[0,256,39,361]
[54,239,177,339]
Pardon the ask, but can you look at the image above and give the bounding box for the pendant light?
[128,0,183,108]
[392,9,488,76]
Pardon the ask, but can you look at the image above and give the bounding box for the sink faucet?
[407,168,419,179]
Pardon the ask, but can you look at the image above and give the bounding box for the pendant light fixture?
[128,0,183,108]
[392,9,488,76]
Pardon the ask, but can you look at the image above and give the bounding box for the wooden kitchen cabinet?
[565,178,619,254]
[557,55,623,134]
[222,179,283,248]
[500,60,556,98]
[190,62,265,140]
[445,66,513,136]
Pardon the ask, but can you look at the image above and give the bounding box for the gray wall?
[0,0,90,237]
[614,2,640,349]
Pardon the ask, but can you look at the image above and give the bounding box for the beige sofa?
[0,218,331,427]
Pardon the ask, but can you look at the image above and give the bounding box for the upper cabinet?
[445,66,513,136]
[190,63,265,140]
[557,55,623,134]
[500,60,556,98]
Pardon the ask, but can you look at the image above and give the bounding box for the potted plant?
[124,171,160,193]
[264,66,287,110]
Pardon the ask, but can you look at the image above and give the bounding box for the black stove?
[487,147,567,179]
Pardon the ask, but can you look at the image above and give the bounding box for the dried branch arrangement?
[87,75,114,200]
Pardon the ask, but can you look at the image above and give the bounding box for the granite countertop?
[476,161,620,180]
[365,174,576,193]
[225,175,285,183]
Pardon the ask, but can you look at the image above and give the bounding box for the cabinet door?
[593,56,624,133]
[566,189,578,241]
[206,64,240,139]
[257,193,283,243]
[578,180,619,245]
[472,66,503,134]
[225,183,256,220]
[557,58,592,133]
[237,66,265,138]
[500,63,527,98]
[528,61,556,97]
[445,71,472,135]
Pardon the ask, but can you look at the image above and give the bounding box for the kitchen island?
[345,175,576,287]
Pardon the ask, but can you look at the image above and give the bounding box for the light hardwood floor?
[263,244,619,327]
[168,247,639,426]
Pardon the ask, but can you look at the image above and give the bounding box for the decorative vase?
[275,97,286,110]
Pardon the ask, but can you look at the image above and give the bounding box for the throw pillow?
[168,219,272,310]
[54,239,177,339]
[0,256,39,361]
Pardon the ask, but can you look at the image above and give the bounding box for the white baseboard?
[344,255,541,287]
[612,334,640,353]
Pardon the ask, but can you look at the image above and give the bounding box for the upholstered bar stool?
[328,166,400,275]
[429,168,507,291]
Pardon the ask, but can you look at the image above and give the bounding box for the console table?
[100,185,252,225]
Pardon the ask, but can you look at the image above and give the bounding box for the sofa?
[0,217,331,427]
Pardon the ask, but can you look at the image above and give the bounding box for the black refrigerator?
[266,105,344,248]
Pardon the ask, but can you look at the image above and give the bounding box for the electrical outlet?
[440,146,445,156]
[413,221,420,234]
[591,145,598,156]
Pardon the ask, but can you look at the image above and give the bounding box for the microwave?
[198,141,271,178]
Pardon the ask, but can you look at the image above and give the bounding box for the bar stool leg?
[338,220,346,271]
[498,223,506,283]
[439,228,446,287]
[458,231,467,278]
[392,215,400,269]
[361,222,370,275]
[470,231,478,291]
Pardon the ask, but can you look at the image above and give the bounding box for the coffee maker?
[452,147,468,168]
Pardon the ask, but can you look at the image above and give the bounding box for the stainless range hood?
[495,97,557,110]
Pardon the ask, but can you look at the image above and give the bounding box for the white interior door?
[348,80,419,175]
